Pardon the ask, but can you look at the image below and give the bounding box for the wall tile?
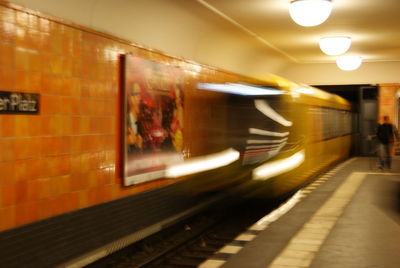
[77,190,90,209]
[0,43,15,67]
[70,136,82,154]
[0,161,16,185]
[36,177,51,200]
[0,67,16,90]
[0,21,17,43]
[0,183,16,206]
[28,116,42,136]
[0,6,16,23]
[0,138,16,161]
[61,116,72,135]
[70,98,81,116]
[26,179,39,201]
[42,74,62,95]
[15,10,29,27]
[37,198,52,220]
[14,160,27,182]
[14,116,30,137]
[15,181,28,203]
[0,206,16,231]
[0,115,16,137]
[70,173,85,192]
[15,71,41,93]
[14,138,30,159]
[79,116,90,134]
[25,158,43,180]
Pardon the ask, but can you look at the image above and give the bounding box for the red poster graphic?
[123,55,184,185]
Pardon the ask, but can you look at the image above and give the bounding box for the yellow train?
[121,54,351,200]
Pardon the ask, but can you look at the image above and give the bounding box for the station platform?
[199,157,400,268]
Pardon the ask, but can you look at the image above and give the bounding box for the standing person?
[376,115,398,169]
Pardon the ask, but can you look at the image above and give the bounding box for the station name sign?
[0,91,40,114]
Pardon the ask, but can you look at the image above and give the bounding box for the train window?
[306,106,352,142]
[321,108,352,140]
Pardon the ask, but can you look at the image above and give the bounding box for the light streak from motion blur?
[254,100,293,127]
[197,83,284,96]
[165,148,240,178]
[295,86,332,100]
[249,128,289,137]
[246,144,285,150]
[252,150,305,180]
[247,138,288,144]
[296,87,315,95]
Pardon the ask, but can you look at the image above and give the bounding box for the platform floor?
[199,157,400,268]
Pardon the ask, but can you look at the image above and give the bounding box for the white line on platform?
[198,259,226,268]
[197,158,357,268]
[269,172,367,267]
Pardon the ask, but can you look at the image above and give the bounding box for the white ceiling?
[202,0,400,64]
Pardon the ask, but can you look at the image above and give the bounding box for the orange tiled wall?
[0,4,186,231]
[378,84,399,125]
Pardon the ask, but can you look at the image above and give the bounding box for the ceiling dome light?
[289,0,333,27]
[336,56,362,71]
[319,36,352,55]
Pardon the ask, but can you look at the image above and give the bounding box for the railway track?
[87,197,285,268]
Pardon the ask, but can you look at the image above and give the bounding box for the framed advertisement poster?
[122,54,184,186]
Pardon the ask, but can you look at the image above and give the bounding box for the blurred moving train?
[0,4,351,268]
[121,54,351,200]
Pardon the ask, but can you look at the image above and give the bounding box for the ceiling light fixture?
[336,56,362,71]
[319,36,351,55]
[289,0,333,27]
